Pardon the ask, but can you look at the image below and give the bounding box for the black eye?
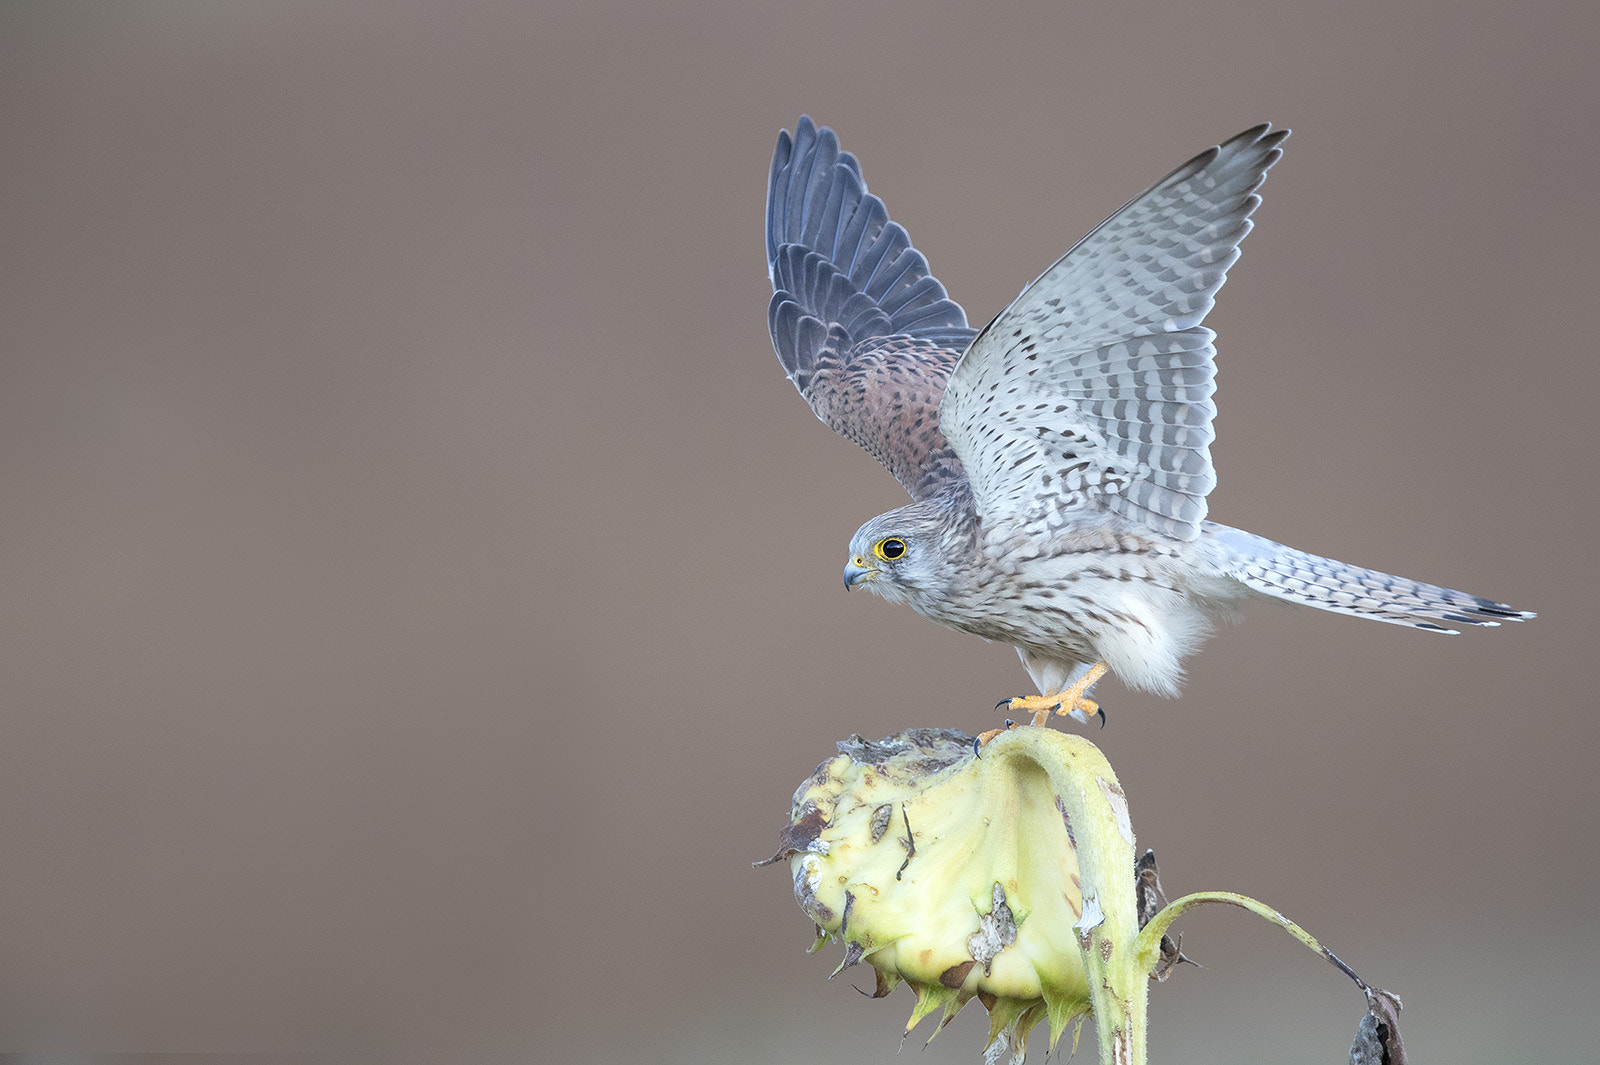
[876,537,906,561]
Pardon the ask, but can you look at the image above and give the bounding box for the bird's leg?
[1002,661,1110,728]
[976,662,1111,746]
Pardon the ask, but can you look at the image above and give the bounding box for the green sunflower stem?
[1132,890,1366,991]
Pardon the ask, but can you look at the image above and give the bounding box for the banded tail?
[1210,525,1535,633]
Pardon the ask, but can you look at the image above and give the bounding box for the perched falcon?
[764,117,1533,726]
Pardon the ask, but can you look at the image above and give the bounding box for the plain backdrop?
[2,1,1595,1061]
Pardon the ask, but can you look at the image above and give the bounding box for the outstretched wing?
[766,117,978,500]
[940,124,1288,540]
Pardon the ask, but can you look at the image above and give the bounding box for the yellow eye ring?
[874,538,907,562]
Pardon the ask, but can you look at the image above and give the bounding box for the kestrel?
[764,117,1533,726]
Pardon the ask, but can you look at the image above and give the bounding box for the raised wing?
[766,117,978,499]
[940,124,1287,541]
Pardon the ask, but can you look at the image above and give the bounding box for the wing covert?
[766,117,978,498]
[941,124,1288,539]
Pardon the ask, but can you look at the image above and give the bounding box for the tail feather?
[1209,525,1534,633]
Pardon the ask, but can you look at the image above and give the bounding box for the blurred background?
[2,0,1595,1061]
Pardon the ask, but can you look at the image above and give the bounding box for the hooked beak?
[844,556,874,589]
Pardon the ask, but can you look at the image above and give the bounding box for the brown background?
[3,1,1595,1061]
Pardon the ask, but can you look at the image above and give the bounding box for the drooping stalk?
[974,729,1146,1065]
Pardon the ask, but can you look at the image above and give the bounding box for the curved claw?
[974,719,1019,752]
[1095,707,1107,729]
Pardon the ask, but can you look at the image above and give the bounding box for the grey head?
[842,498,967,608]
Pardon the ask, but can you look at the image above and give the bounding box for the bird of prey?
[764,117,1533,727]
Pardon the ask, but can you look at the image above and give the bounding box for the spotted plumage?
[765,117,1533,712]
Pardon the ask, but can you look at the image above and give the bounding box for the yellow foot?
[1000,692,1100,728]
[974,725,1009,746]
[998,661,1110,729]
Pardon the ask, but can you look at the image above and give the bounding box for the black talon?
[972,735,982,757]
[995,698,1012,712]
[1095,707,1107,729]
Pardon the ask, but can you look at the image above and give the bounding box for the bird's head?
[844,504,950,606]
